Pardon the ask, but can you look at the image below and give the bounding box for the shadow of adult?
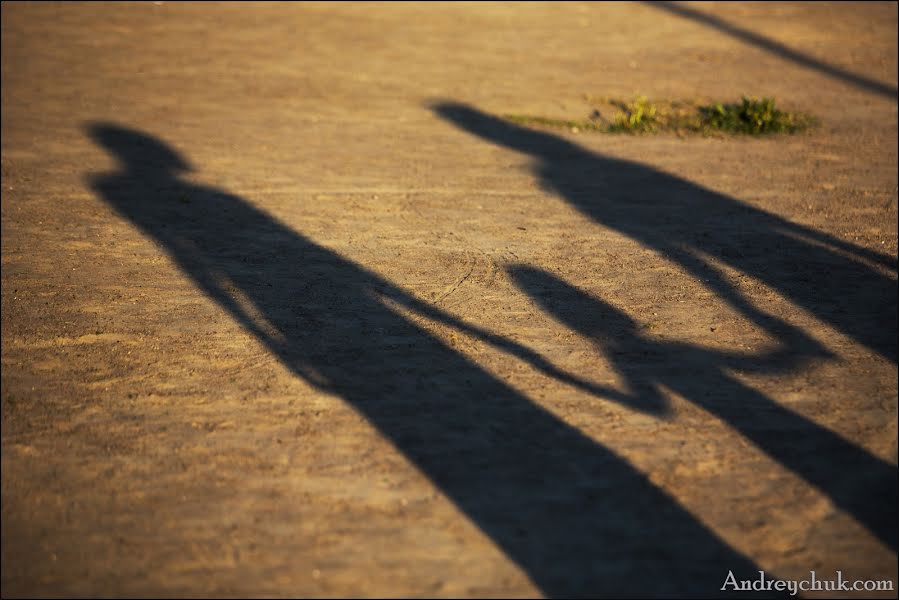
[86,123,765,597]
[511,265,897,552]
[433,103,898,364]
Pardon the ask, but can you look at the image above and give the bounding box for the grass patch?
[605,96,661,133]
[698,97,811,134]
[504,96,816,136]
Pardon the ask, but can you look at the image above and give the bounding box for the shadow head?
[87,122,192,176]
[508,264,640,338]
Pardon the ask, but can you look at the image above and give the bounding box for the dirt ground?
[2,2,897,597]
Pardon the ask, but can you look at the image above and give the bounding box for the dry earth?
[2,2,897,598]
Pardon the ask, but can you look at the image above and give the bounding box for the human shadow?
[433,103,898,365]
[645,1,898,101]
[86,123,768,597]
[511,265,898,552]
[435,101,898,551]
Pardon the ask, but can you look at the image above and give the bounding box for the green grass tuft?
[606,96,660,133]
[697,97,814,135]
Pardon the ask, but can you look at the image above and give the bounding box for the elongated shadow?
[433,103,898,365]
[645,1,898,101]
[511,265,898,552]
[85,123,766,597]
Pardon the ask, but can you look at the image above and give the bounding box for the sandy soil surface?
[2,2,897,597]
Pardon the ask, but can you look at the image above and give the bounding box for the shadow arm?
[374,286,637,403]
